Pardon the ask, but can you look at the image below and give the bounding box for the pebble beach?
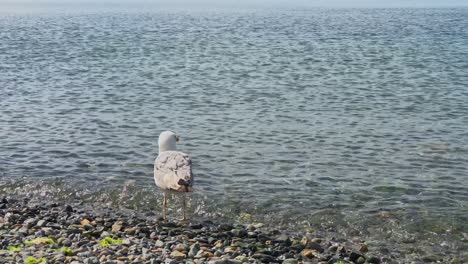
[0,197,387,264]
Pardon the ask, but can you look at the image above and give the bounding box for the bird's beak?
[175,135,180,142]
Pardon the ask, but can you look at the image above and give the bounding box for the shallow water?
[1,6,467,260]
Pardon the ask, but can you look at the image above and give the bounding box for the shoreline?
[0,196,385,264]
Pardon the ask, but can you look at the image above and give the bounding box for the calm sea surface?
[1,6,467,260]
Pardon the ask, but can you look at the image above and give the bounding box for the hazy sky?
[1,0,467,8]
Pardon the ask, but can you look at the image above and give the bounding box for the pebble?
[23,218,38,228]
[305,241,324,253]
[356,256,366,264]
[234,256,249,263]
[36,220,47,227]
[170,250,187,260]
[208,259,242,264]
[0,197,432,264]
[154,240,165,248]
[83,256,100,264]
[112,221,124,233]
[368,256,381,264]
[189,243,201,258]
[252,253,275,262]
[358,243,368,253]
[349,251,364,262]
[65,205,73,213]
[301,249,318,259]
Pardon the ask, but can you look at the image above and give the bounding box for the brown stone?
[170,251,186,260]
[202,251,214,258]
[111,221,124,232]
[359,243,369,253]
[301,249,318,259]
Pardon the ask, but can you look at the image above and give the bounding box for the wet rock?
[231,229,248,238]
[217,224,233,231]
[349,251,364,262]
[461,233,468,242]
[253,223,264,228]
[247,232,257,238]
[327,258,350,264]
[65,205,73,213]
[367,256,381,264]
[356,256,365,264]
[450,257,462,264]
[189,223,203,229]
[252,253,275,262]
[422,254,441,262]
[337,245,347,254]
[328,244,338,253]
[358,243,368,253]
[282,259,298,264]
[189,243,201,258]
[305,241,324,253]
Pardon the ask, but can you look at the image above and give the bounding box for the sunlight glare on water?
[0,6,467,259]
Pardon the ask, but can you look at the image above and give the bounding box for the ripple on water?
[0,7,467,261]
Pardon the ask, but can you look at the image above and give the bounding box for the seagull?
[154,131,193,221]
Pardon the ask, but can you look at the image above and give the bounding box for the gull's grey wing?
[154,151,193,192]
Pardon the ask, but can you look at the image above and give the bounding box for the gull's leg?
[182,194,186,221]
[162,191,167,221]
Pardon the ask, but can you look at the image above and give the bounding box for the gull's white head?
[158,131,180,153]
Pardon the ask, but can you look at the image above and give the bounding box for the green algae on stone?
[54,247,73,256]
[98,237,123,247]
[7,245,22,252]
[238,212,254,223]
[25,238,55,245]
[24,256,47,264]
